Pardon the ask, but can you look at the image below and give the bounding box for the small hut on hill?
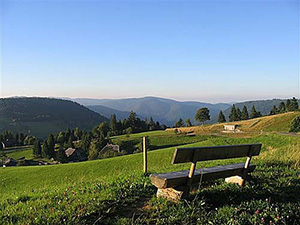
[224,124,238,132]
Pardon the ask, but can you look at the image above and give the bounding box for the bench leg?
[225,175,244,186]
[157,186,189,202]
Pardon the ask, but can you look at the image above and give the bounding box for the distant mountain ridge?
[0,97,108,138]
[71,96,231,126]
[72,96,298,126]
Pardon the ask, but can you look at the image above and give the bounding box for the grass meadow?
[0,132,299,224]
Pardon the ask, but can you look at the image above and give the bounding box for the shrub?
[290,116,300,132]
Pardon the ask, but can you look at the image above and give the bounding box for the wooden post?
[187,162,197,187]
[143,136,147,174]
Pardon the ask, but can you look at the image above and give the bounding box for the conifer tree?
[291,97,299,111]
[174,118,184,128]
[269,105,278,115]
[236,108,242,121]
[279,102,286,113]
[47,134,55,157]
[109,114,117,136]
[57,145,68,163]
[148,117,156,130]
[185,118,192,127]
[74,127,81,140]
[218,111,226,123]
[250,106,258,119]
[33,139,41,157]
[229,105,238,122]
[42,141,50,158]
[286,99,292,111]
[241,106,249,120]
[88,133,107,160]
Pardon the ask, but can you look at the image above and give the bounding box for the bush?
[290,116,300,132]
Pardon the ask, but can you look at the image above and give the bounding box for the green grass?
[5,149,33,160]
[0,133,299,224]
[172,111,300,134]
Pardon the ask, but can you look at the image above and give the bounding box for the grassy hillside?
[169,112,300,134]
[0,97,108,138]
[0,132,299,224]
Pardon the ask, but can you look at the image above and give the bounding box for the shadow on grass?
[191,161,300,209]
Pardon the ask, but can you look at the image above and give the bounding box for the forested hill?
[221,99,300,121]
[0,97,108,138]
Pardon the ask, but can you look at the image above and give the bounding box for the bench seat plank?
[150,163,256,189]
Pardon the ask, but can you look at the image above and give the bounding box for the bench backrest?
[172,144,262,164]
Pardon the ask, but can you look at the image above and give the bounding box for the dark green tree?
[250,106,258,119]
[185,118,192,127]
[80,132,92,156]
[236,108,242,121]
[93,122,109,138]
[290,97,299,111]
[57,132,66,144]
[229,105,238,122]
[195,108,210,125]
[286,99,292,111]
[290,116,300,132]
[174,118,184,128]
[42,141,50,158]
[148,117,156,131]
[269,105,278,115]
[218,111,226,123]
[88,133,107,160]
[47,134,55,158]
[279,101,286,113]
[33,139,41,157]
[109,114,118,136]
[66,136,74,148]
[56,145,68,163]
[241,106,249,120]
[74,127,81,141]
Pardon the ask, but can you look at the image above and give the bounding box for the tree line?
[174,107,211,127]
[31,111,166,162]
[218,97,299,123]
[0,130,37,150]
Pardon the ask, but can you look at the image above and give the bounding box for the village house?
[65,148,87,162]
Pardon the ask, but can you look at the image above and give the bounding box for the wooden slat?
[172,144,261,164]
[150,163,256,189]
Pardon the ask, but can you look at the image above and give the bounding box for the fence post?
[143,136,147,174]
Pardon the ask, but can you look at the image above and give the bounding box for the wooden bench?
[150,143,262,201]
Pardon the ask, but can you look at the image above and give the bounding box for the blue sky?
[1,0,299,103]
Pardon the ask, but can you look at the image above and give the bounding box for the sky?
[1,0,299,103]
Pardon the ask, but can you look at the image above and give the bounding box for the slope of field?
[0,97,108,138]
[5,148,33,159]
[168,112,300,134]
[0,133,299,224]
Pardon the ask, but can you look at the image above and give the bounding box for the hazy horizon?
[1,0,299,102]
[1,94,298,105]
